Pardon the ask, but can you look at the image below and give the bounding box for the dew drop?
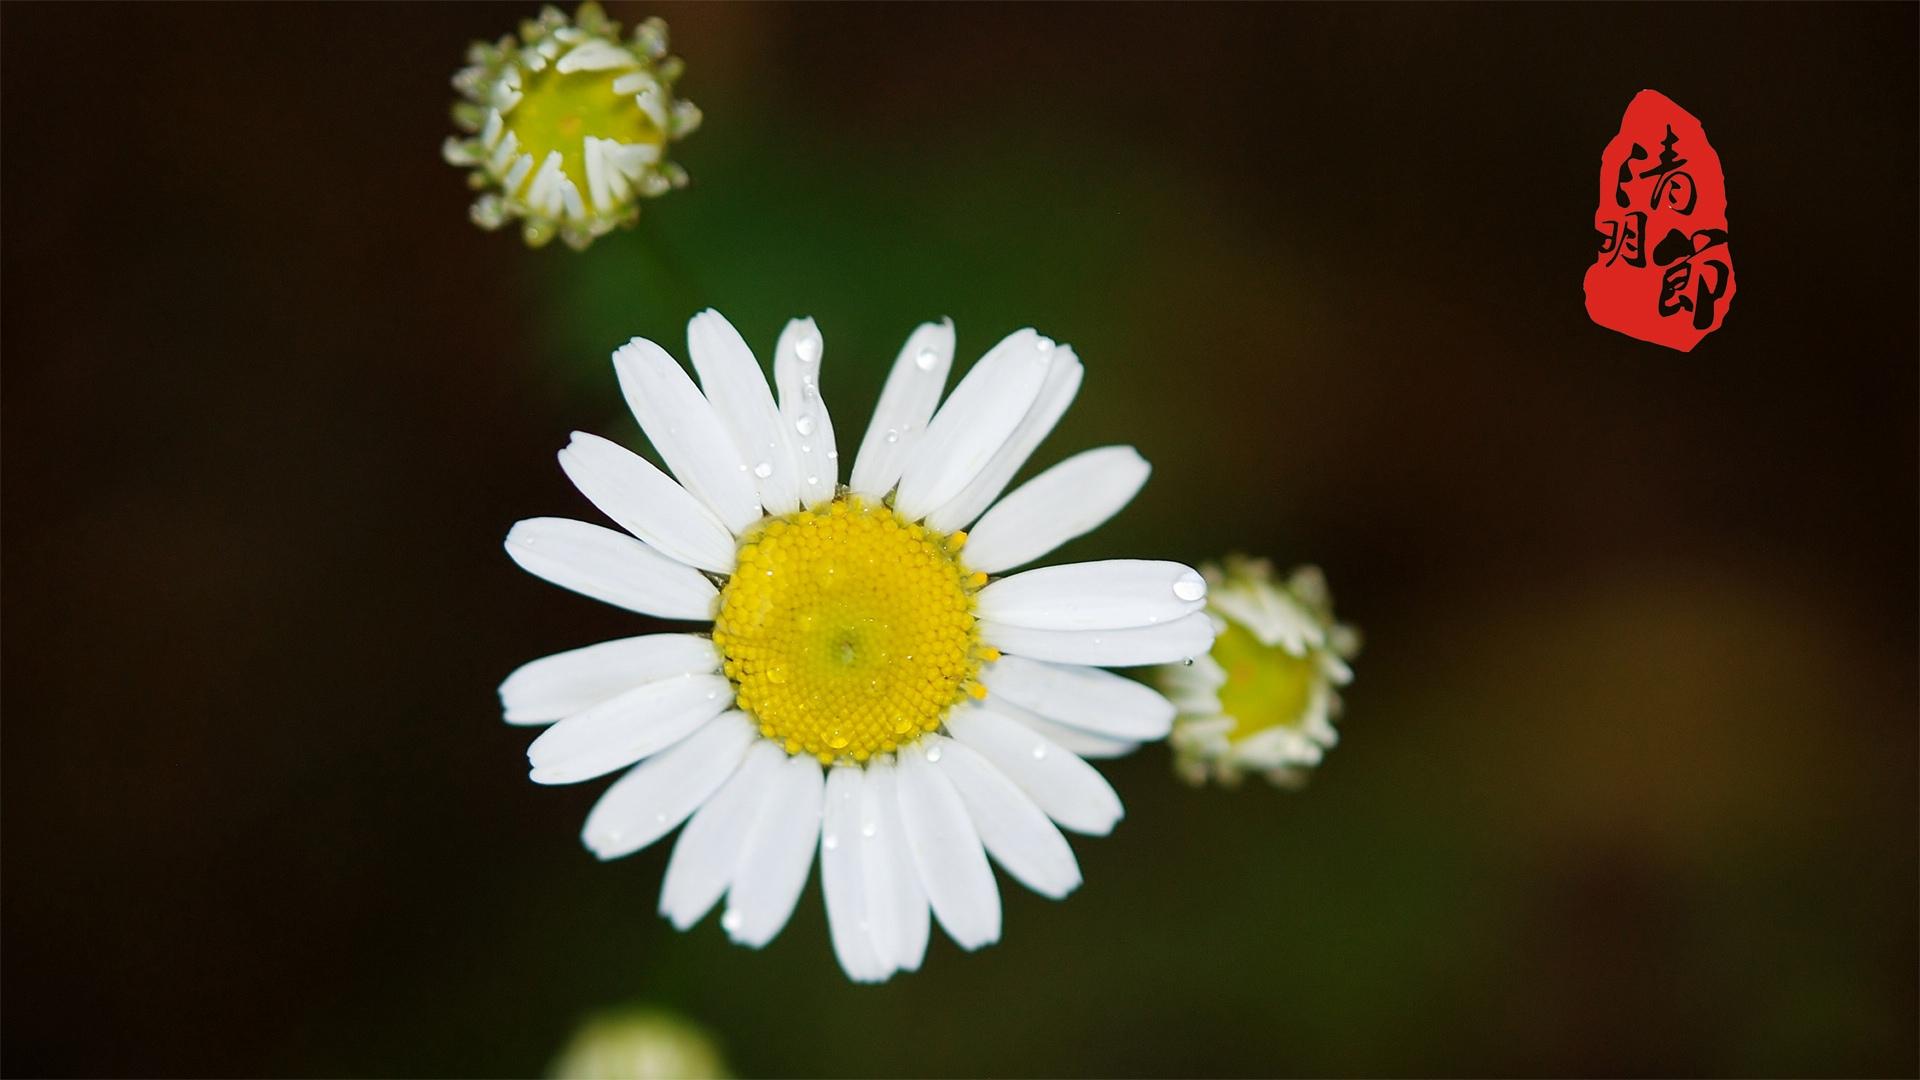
[752,460,773,478]
[806,475,819,486]
[721,911,743,933]
[914,347,939,371]
[860,820,878,838]
[1036,337,1055,355]
[1031,744,1048,760]
[925,745,943,762]
[884,429,900,444]
[1172,573,1207,602]
[795,416,816,437]
[823,834,840,851]
[653,811,668,824]
[1182,656,1196,666]
[795,336,821,363]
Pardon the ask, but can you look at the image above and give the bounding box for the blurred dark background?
[4,3,1915,1076]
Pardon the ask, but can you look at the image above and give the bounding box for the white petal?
[927,346,1082,532]
[686,310,801,516]
[505,518,717,620]
[772,318,837,509]
[526,673,732,785]
[895,745,1001,950]
[582,712,755,860]
[998,703,1140,760]
[981,610,1216,668]
[1212,581,1323,653]
[558,432,738,574]
[612,338,763,533]
[821,767,890,982]
[893,329,1054,522]
[964,446,1151,573]
[979,654,1175,741]
[724,753,824,948]
[860,760,929,973]
[944,705,1123,836]
[556,40,637,73]
[500,633,721,725]
[659,742,785,930]
[1159,652,1227,714]
[848,319,954,499]
[933,736,1081,900]
[977,560,1208,631]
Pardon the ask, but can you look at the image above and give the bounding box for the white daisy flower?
[502,310,1212,982]
[1153,557,1360,788]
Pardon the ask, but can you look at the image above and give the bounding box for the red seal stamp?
[1583,90,1735,352]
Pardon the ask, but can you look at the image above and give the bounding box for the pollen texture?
[714,497,986,764]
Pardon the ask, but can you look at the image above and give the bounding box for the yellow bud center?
[714,497,987,764]
[507,65,663,202]
[1213,620,1318,739]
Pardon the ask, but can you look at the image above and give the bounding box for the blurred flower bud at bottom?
[549,1006,729,1080]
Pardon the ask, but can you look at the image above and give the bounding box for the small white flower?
[1154,557,1360,788]
[502,310,1212,982]
[444,2,700,250]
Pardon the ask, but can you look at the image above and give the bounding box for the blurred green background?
[4,3,1915,1076]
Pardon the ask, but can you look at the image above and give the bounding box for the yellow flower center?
[714,497,991,764]
[507,64,664,203]
[1213,620,1319,740]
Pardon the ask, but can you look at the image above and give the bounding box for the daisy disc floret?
[444,2,700,250]
[500,310,1213,982]
[717,499,994,763]
[1154,557,1360,788]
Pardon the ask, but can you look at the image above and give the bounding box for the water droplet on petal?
[884,429,899,444]
[795,416,816,437]
[914,347,939,371]
[1036,337,1055,354]
[795,336,821,363]
[925,745,943,762]
[752,461,773,478]
[1182,656,1196,666]
[721,911,743,933]
[1031,744,1048,760]
[823,834,840,851]
[1172,572,1207,602]
[860,820,877,838]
